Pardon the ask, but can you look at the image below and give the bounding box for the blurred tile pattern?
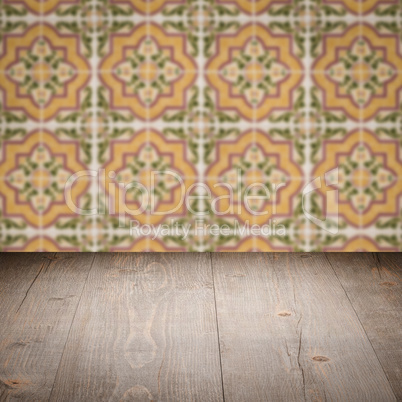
[0,0,401,251]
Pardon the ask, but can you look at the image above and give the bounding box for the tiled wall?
[0,0,401,251]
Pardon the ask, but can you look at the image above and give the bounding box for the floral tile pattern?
[0,0,401,251]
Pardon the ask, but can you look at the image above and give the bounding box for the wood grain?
[211,252,396,402]
[0,252,400,401]
[0,253,54,318]
[0,252,94,401]
[49,253,223,402]
[326,252,401,400]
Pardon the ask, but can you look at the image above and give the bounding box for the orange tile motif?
[3,0,79,15]
[313,24,402,121]
[102,129,196,225]
[0,24,90,121]
[0,0,401,251]
[0,131,89,228]
[215,0,290,15]
[117,0,186,14]
[323,0,398,15]
[99,23,196,121]
[206,24,303,121]
[206,131,302,225]
[313,130,402,227]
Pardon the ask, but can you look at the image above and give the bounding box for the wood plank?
[326,252,401,400]
[0,253,54,319]
[211,252,396,402]
[0,252,95,401]
[49,253,223,402]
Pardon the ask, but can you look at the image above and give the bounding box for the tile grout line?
[304,0,312,251]
[358,1,364,233]
[38,3,44,250]
[5,68,402,74]
[198,0,206,251]
[91,0,99,252]
[2,14,397,21]
[251,0,257,250]
[145,4,152,250]
[1,119,396,127]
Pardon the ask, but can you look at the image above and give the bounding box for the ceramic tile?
[0,0,401,251]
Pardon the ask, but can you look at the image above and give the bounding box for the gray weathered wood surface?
[0,252,400,401]
[326,252,402,400]
[0,253,95,401]
[49,253,223,402]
